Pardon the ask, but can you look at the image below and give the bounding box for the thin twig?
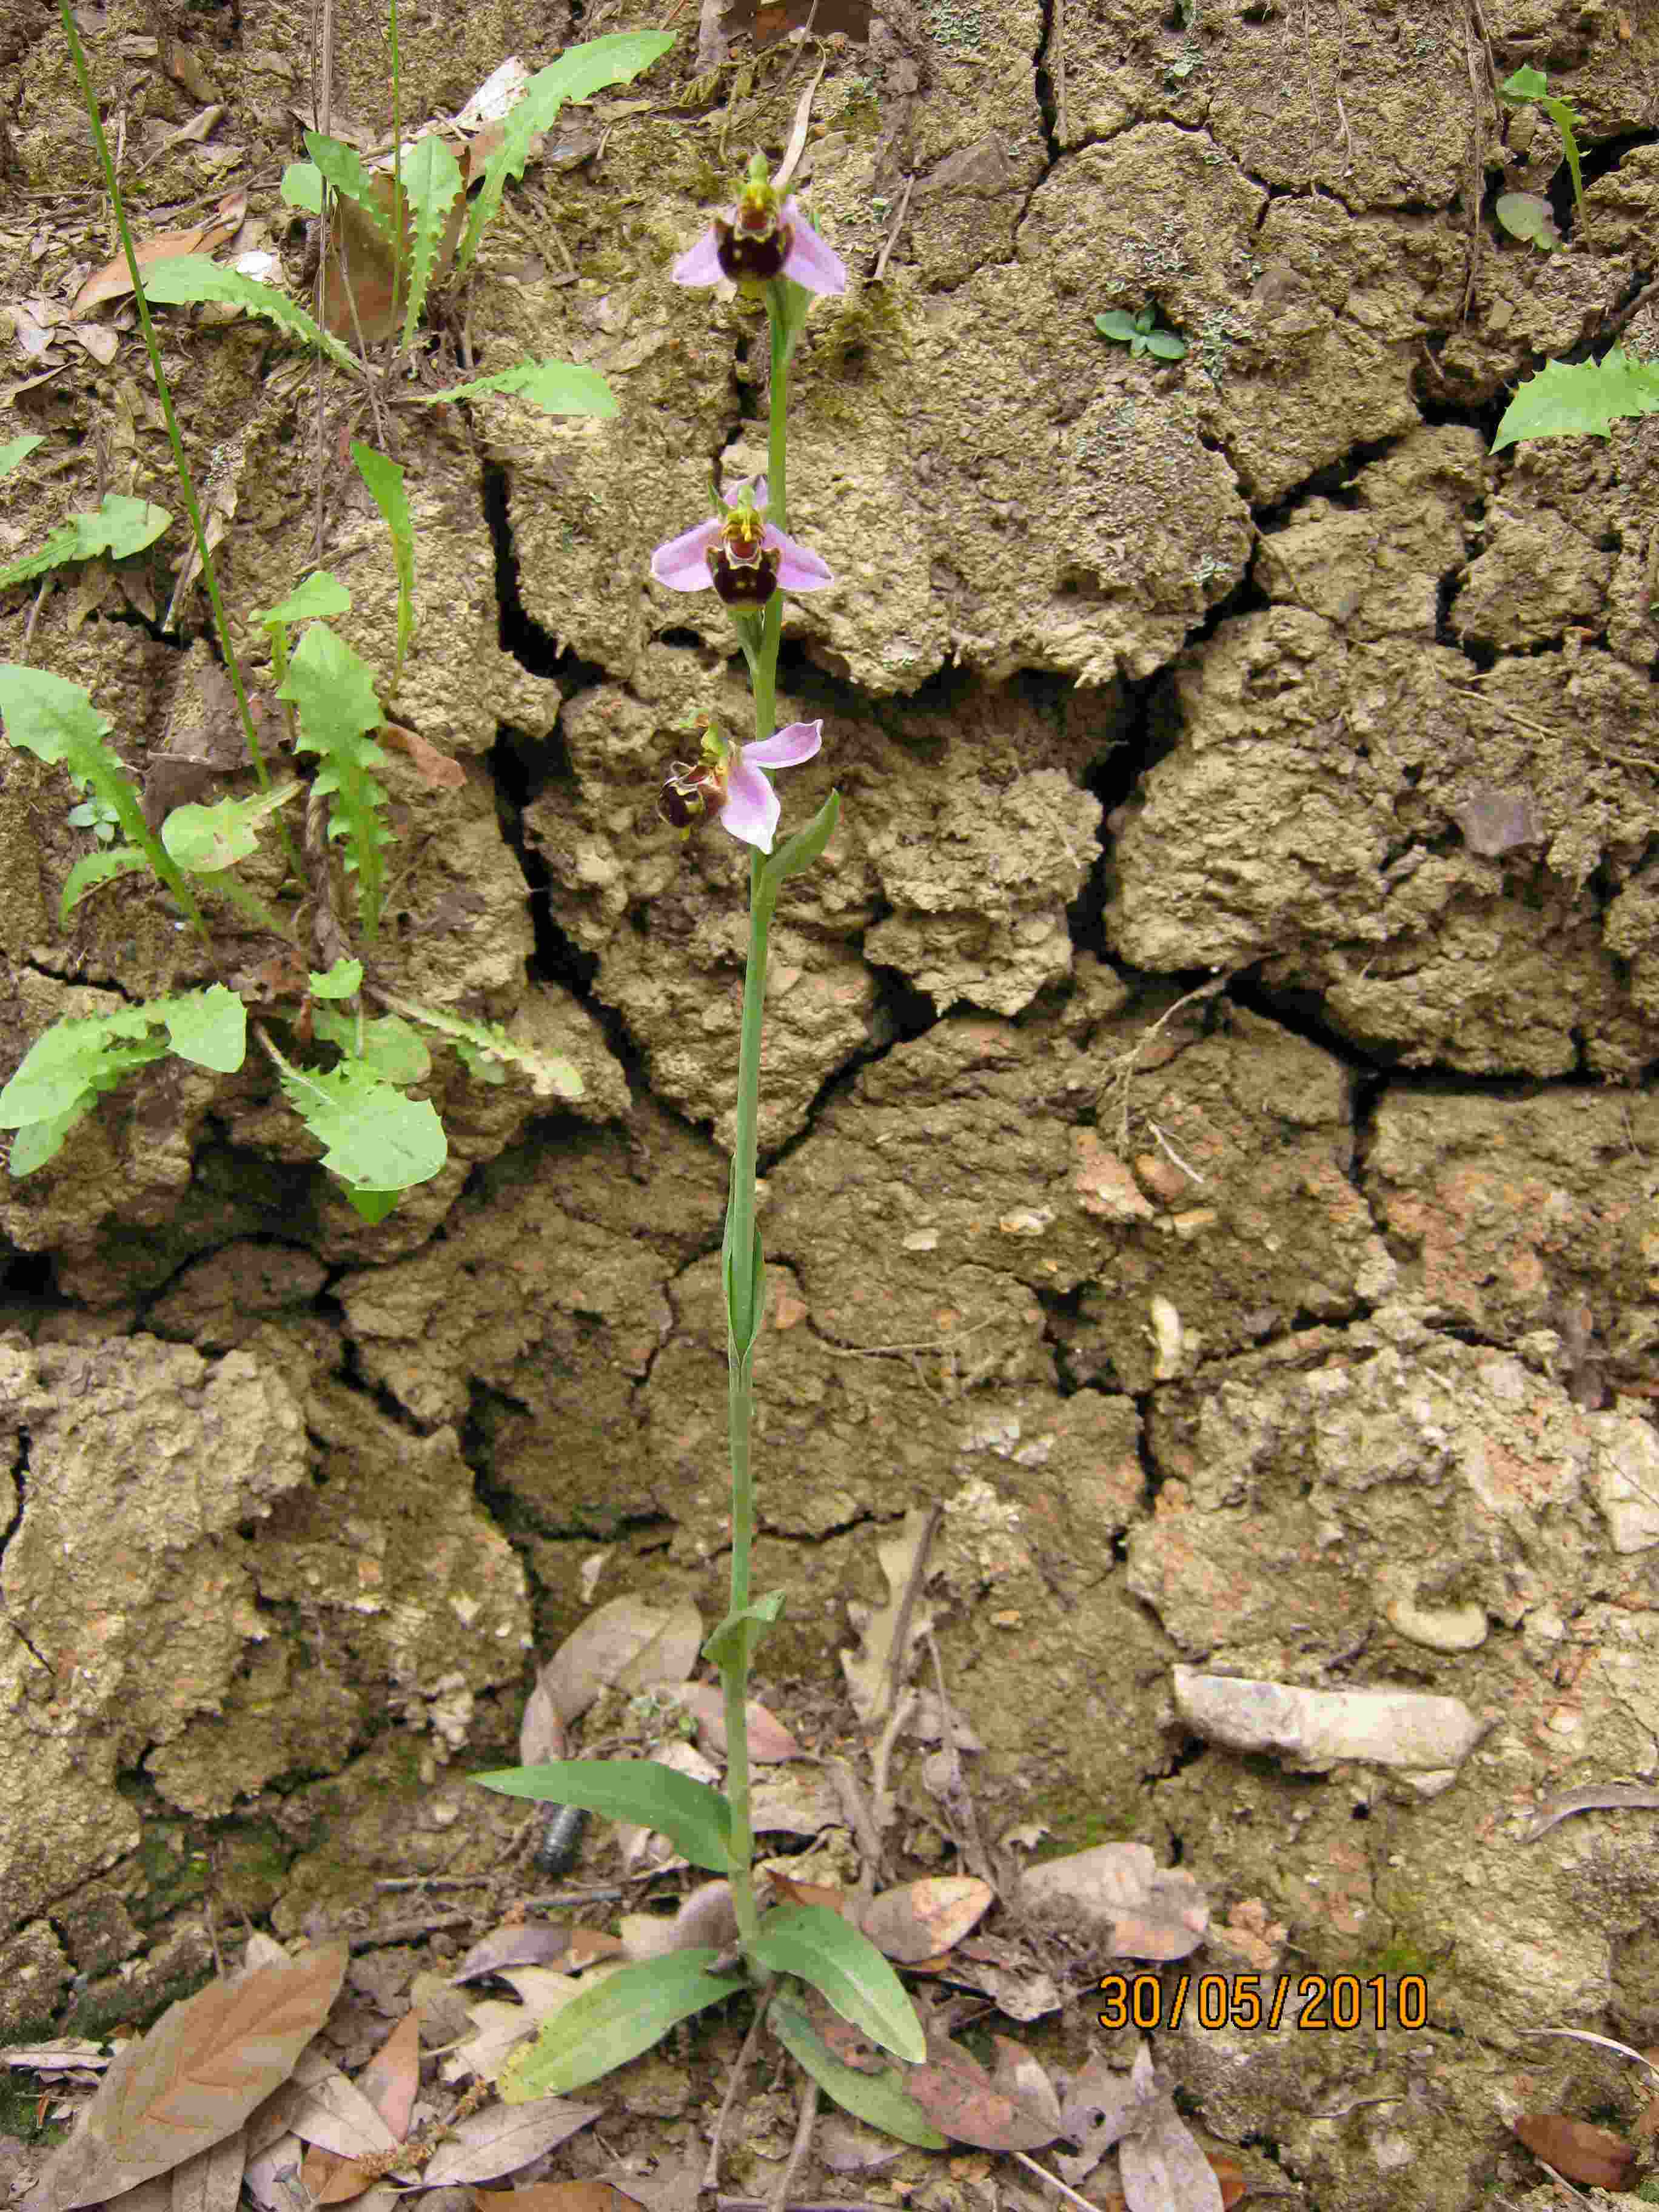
[880,1503,941,1723]
[828,1758,886,1901]
[925,1626,994,1886]
[1012,2153,1101,2212]
[1106,974,1229,1150]
[769,2077,820,2212]
[872,173,914,283]
[344,1911,477,1949]
[374,1875,497,1892]
[705,2002,772,2191]
[20,575,50,661]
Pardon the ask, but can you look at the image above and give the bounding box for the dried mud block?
[773,997,1387,1397]
[0,1919,71,2038]
[1110,602,1659,1076]
[1134,1320,1656,1695]
[0,1334,309,1923]
[1173,1668,1484,1779]
[1365,1087,1659,1372]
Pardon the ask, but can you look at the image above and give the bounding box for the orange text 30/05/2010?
[1097,1971,1429,2034]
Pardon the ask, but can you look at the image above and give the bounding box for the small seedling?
[1496,64,1586,249]
[1094,304,1188,361]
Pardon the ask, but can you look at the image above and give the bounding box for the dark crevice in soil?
[480,461,566,679]
[1575,128,1659,193]
[1035,1281,1087,1393]
[1226,972,1396,1076]
[1033,0,1060,163]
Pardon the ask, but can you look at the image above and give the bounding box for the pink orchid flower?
[651,477,832,609]
[659,720,823,854]
[672,155,846,297]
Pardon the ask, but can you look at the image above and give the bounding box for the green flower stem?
[720,278,799,1957]
[58,0,302,886]
[766,295,789,531]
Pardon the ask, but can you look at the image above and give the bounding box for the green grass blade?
[303,132,399,252]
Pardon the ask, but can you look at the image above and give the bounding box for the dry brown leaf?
[1056,2048,1161,2187]
[840,1508,937,1723]
[1119,2090,1224,2212]
[299,2012,421,2204]
[987,2038,1062,2133]
[418,2097,601,2184]
[540,1596,703,1726]
[671,1681,802,1763]
[475,2188,643,2212]
[170,2128,247,2212]
[320,184,463,343]
[381,723,466,788]
[1017,1842,1209,1960]
[859,1877,994,1965]
[452,1925,578,1985]
[936,1933,1062,2022]
[1511,2114,1635,2189]
[75,192,245,311]
[22,1940,347,2212]
[907,2031,1065,2151]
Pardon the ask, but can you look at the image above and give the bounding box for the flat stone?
[1173,1667,1486,1774]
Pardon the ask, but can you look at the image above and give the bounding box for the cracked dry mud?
[2,0,1658,2206]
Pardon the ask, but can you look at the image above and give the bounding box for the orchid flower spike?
[659,719,823,854]
[651,477,832,609]
[672,152,846,297]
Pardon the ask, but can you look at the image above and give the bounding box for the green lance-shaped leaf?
[1492,347,1659,452]
[59,846,147,925]
[1499,67,1584,213]
[375,991,584,1099]
[310,1008,431,1085]
[399,133,464,346]
[472,1757,732,1874]
[0,663,203,930]
[766,788,840,886]
[162,783,303,873]
[457,29,677,276]
[768,1992,947,2150]
[303,132,400,255]
[350,443,415,683]
[498,1951,742,2102]
[406,357,617,417]
[1094,309,1144,344]
[8,1105,93,1177]
[0,492,172,590]
[258,572,352,627]
[724,1215,765,1359]
[276,1053,446,1196]
[277,623,392,942]
[749,1904,927,2064]
[703,1590,785,1677]
[0,434,44,483]
[141,255,361,375]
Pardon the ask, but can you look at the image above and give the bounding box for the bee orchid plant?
[473,160,939,2139]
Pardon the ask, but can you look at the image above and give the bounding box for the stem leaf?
[768,1992,947,2149]
[471,1757,732,1873]
[702,1590,785,1677]
[750,1904,926,2063]
[498,1951,742,2101]
[398,132,464,346]
[766,788,840,884]
[405,357,617,415]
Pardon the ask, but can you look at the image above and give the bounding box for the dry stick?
[872,173,914,284]
[925,1625,994,1886]
[880,1503,941,1723]
[768,2077,820,2212]
[1011,2153,1100,2212]
[703,1998,772,2191]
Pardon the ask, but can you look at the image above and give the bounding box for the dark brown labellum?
[711,541,779,607]
[715,213,793,283]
